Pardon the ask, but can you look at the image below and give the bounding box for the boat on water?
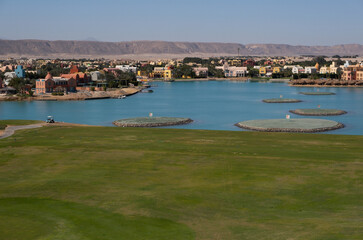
[118,95,126,99]
[141,89,154,93]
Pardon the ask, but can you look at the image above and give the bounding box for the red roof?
[60,73,88,79]
[45,72,53,80]
[70,65,79,74]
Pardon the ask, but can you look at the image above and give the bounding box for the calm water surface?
[1,81,363,135]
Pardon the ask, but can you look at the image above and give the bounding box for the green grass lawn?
[0,126,362,239]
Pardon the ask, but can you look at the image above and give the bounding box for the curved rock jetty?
[235,119,344,133]
[290,109,347,116]
[262,98,302,103]
[299,92,335,95]
[113,117,193,127]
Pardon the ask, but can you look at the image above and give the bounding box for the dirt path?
[0,124,43,139]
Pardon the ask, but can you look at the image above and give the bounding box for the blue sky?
[1,0,362,45]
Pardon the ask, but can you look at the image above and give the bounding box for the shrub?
[51,92,64,96]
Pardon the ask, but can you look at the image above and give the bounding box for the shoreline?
[290,84,363,88]
[152,77,249,82]
[0,87,142,102]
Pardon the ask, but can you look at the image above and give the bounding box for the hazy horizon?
[1,38,363,47]
[1,0,362,45]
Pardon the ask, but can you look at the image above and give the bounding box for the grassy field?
[0,125,362,239]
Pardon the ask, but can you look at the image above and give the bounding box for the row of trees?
[7,77,35,95]
[104,70,137,88]
[292,73,340,80]
[172,64,225,78]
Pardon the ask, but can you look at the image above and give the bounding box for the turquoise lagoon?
[1,81,363,135]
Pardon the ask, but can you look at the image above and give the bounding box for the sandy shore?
[0,87,141,102]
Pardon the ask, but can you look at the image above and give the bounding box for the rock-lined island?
[235,119,344,133]
[113,117,193,127]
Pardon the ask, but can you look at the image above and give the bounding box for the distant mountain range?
[0,39,362,58]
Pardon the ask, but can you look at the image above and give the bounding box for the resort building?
[228,59,242,66]
[292,66,304,74]
[258,66,269,76]
[90,71,103,81]
[264,60,273,65]
[35,73,77,94]
[0,65,15,72]
[60,73,89,86]
[216,63,247,77]
[273,67,281,73]
[115,65,137,73]
[319,62,341,74]
[193,67,208,77]
[341,65,363,81]
[305,67,317,74]
[15,65,25,78]
[315,63,320,70]
[152,67,172,79]
[4,72,16,85]
[243,59,255,67]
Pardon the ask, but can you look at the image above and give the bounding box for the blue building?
[15,65,25,78]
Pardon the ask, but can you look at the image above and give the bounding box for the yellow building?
[153,67,172,79]
[315,63,320,70]
[228,59,242,66]
[164,69,172,79]
[259,67,267,75]
[273,67,281,73]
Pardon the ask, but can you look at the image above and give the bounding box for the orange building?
[243,59,255,67]
[341,65,363,81]
[36,72,77,94]
[60,73,89,86]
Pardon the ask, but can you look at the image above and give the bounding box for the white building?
[305,67,317,74]
[4,72,16,85]
[115,65,137,73]
[90,71,104,81]
[216,63,247,77]
[319,62,341,74]
[292,66,304,74]
[193,67,208,77]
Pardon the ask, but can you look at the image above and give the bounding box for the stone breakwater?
[289,109,347,116]
[299,92,335,95]
[262,99,302,103]
[113,117,193,127]
[235,122,344,133]
[235,119,344,133]
[290,79,363,86]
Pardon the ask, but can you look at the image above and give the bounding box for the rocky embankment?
[0,87,141,101]
[290,79,363,87]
